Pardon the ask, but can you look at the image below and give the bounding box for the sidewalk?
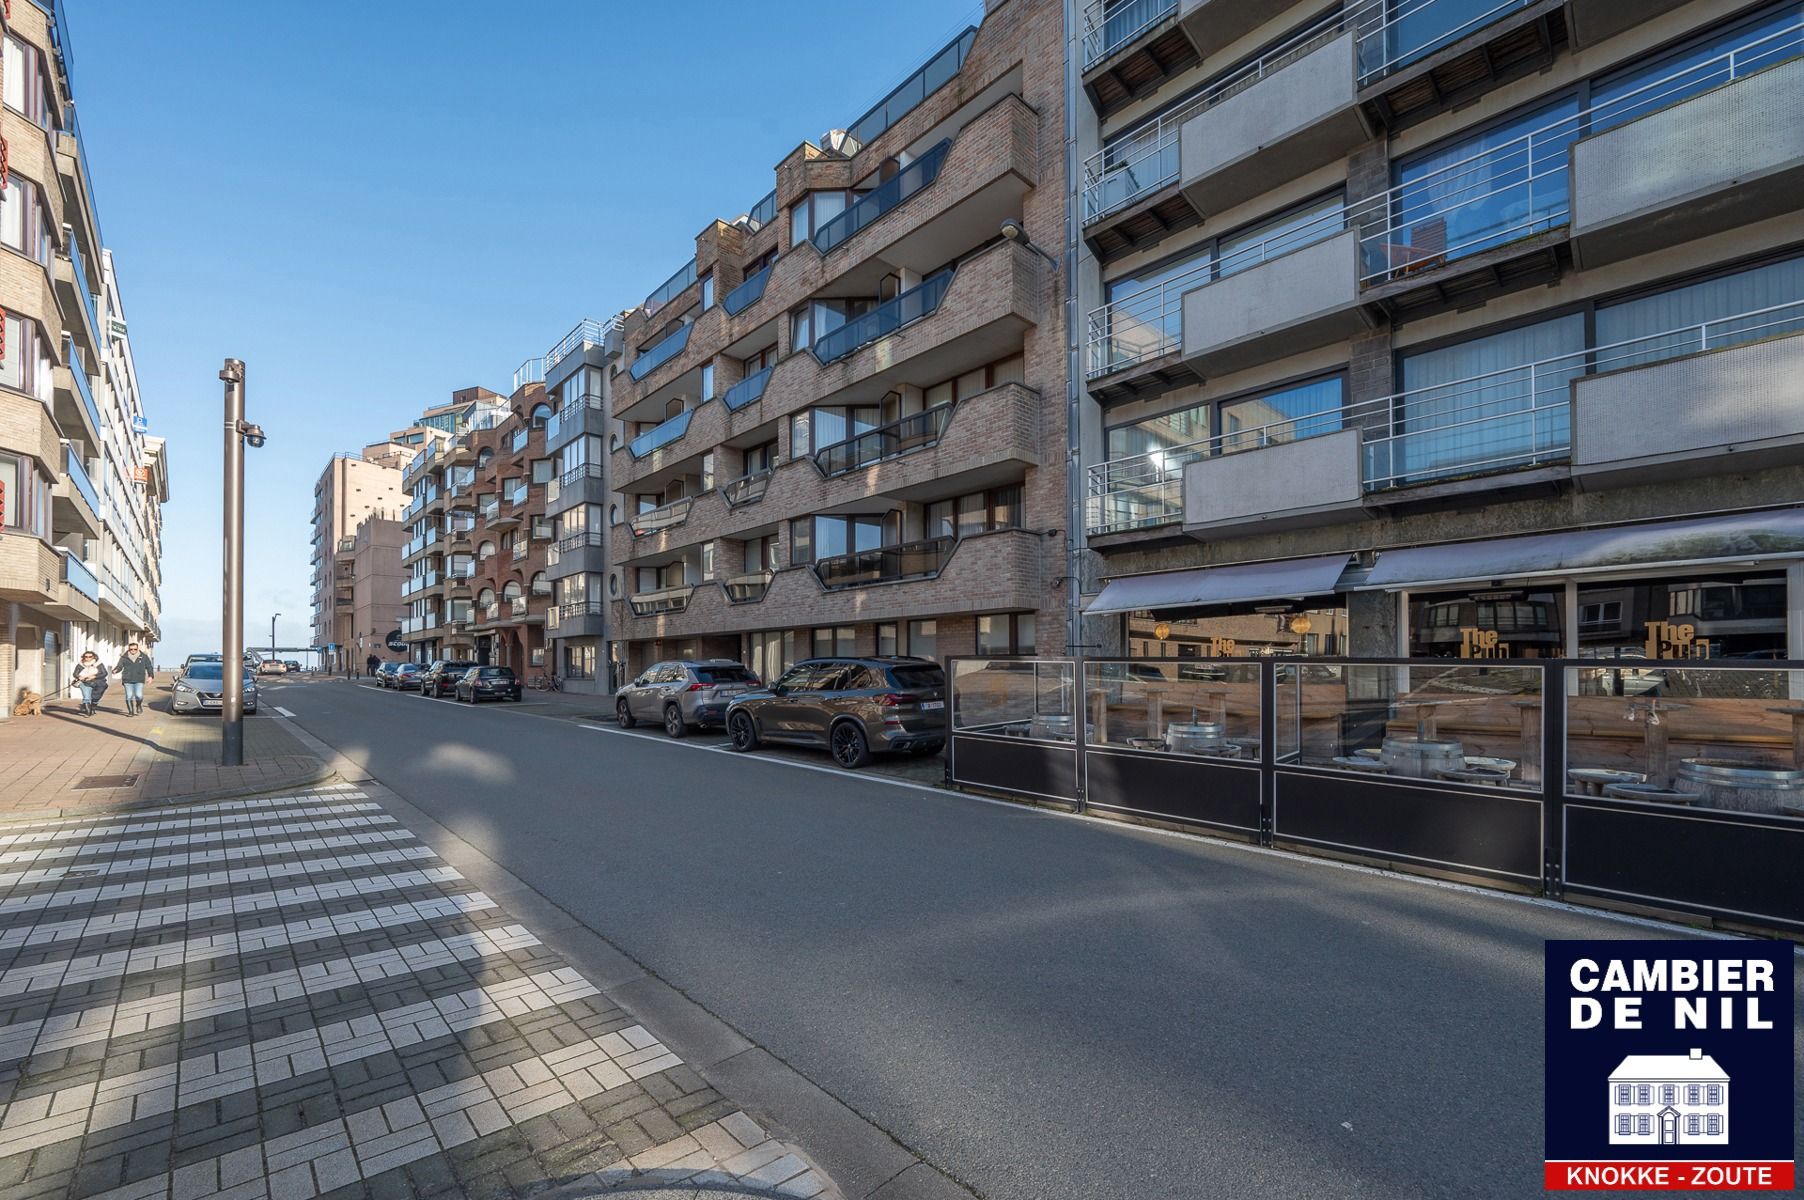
[0,675,329,814]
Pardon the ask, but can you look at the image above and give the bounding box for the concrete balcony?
[548,531,608,582]
[0,535,70,613]
[545,601,608,640]
[1177,0,1293,60]
[1181,230,1366,376]
[1179,31,1366,220]
[1565,0,1690,50]
[1571,56,1804,270]
[1572,328,1804,490]
[1183,428,1365,536]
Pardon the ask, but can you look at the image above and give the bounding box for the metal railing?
[549,391,606,445]
[629,408,695,459]
[557,531,606,555]
[629,323,693,382]
[629,585,696,616]
[512,356,545,392]
[337,536,357,553]
[720,468,774,508]
[545,316,624,373]
[645,258,697,315]
[724,572,774,604]
[1084,438,1213,534]
[555,600,607,624]
[60,551,97,602]
[63,337,102,435]
[813,140,951,255]
[846,26,977,147]
[721,365,774,412]
[812,269,954,364]
[62,445,99,515]
[814,405,954,476]
[630,498,695,537]
[560,462,604,488]
[722,265,772,316]
[1352,0,1531,84]
[1083,8,1351,223]
[814,536,955,590]
[1081,0,1177,69]
[1355,20,1803,286]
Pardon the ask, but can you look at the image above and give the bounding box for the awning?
[1085,554,1353,616]
[1362,509,1804,591]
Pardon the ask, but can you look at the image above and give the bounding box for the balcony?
[337,536,357,554]
[513,356,546,392]
[1182,228,1366,375]
[1185,429,1366,535]
[402,572,442,598]
[814,536,955,590]
[54,234,105,359]
[1178,24,1367,220]
[813,140,951,256]
[1177,0,1301,60]
[548,600,608,638]
[630,498,694,537]
[55,338,102,444]
[722,365,773,413]
[1352,0,1559,128]
[508,596,530,620]
[545,316,625,375]
[59,444,100,523]
[629,324,693,384]
[629,585,695,617]
[61,551,98,603]
[1084,263,1207,402]
[629,408,694,459]
[812,270,953,364]
[724,572,774,604]
[1571,53,1804,270]
[814,405,954,477]
[720,469,774,509]
[1086,438,1212,535]
[1081,0,1199,117]
[554,462,609,511]
[721,265,771,317]
[644,258,697,316]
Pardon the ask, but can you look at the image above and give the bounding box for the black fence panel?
[948,731,1081,804]
[1085,749,1261,838]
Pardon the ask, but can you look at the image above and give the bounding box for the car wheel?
[663,705,689,739]
[728,711,760,752]
[830,721,872,769]
[617,699,637,729]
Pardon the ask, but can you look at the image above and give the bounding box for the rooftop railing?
[812,269,954,364]
[745,190,778,231]
[1081,0,1177,69]
[629,408,695,459]
[846,26,977,148]
[814,536,956,590]
[721,365,774,412]
[512,356,545,392]
[722,265,772,317]
[545,316,624,373]
[813,404,954,477]
[630,497,694,537]
[645,258,697,315]
[629,584,696,616]
[629,323,693,382]
[813,139,951,255]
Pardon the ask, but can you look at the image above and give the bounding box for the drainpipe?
[1063,0,1083,656]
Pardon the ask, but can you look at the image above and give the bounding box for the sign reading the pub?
[1460,627,1511,659]
[1645,621,1713,661]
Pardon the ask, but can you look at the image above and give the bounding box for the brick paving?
[0,677,328,816]
[0,782,839,1200]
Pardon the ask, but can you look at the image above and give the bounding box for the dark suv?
[616,659,762,737]
[419,659,478,698]
[724,656,945,768]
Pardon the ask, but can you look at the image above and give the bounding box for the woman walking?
[71,651,109,717]
[114,643,154,716]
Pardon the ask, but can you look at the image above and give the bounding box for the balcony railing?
[61,233,104,354]
[560,462,604,488]
[508,596,528,618]
[1082,9,1351,223]
[721,365,773,412]
[813,405,954,477]
[1355,20,1803,285]
[531,519,554,540]
[64,337,102,435]
[812,140,951,255]
[629,408,694,459]
[557,531,605,555]
[630,498,695,537]
[745,190,778,231]
[724,572,774,604]
[720,468,774,509]
[337,536,357,553]
[510,427,529,453]
[629,585,696,616]
[512,356,545,392]
[846,26,977,147]
[545,316,624,373]
[722,266,772,317]
[62,445,99,515]
[1081,0,1177,69]
[645,258,698,315]
[60,551,98,602]
[1084,436,1214,534]
[480,500,500,522]
[553,600,607,628]
[812,269,954,364]
[629,323,693,382]
[1352,0,1533,84]
[814,536,955,590]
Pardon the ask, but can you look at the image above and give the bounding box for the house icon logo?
[1607,1048,1729,1146]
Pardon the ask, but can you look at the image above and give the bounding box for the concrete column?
[1348,589,1399,657]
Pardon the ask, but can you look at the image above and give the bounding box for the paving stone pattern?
[0,785,837,1200]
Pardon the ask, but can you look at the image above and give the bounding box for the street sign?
[131,415,148,433]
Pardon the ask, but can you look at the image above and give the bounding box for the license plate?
[200,698,220,707]
[920,700,944,710]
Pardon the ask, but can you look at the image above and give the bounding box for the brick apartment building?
[604,0,1069,685]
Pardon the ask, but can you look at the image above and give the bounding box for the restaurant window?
[976,613,1036,656]
[1576,570,1786,660]
[1127,603,1347,658]
[908,619,938,660]
[1406,586,1565,658]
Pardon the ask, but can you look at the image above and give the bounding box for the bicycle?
[528,672,563,693]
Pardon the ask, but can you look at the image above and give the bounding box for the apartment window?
[877,623,898,656]
[564,644,596,679]
[1596,255,1804,370]
[3,37,51,129]
[811,626,856,658]
[1591,5,1804,134]
[907,619,937,660]
[925,485,1023,539]
[478,540,496,561]
[529,404,552,429]
[789,297,871,353]
[700,363,715,401]
[743,344,777,374]
[745,534,779,573]
[700,274,715,311]
[789,411,812,458]
[1219,377,1345,454]
[976,613,1035,656]
[810,405,881,450]
[744,440,778,474]
[0,313,50,400]
[0,453,48,536]
[790,190,854,246]
[790,514,885,565]
[0,174,50,265]
[700,541,715,579]
[530,458,553,484]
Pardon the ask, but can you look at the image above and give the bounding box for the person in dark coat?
[367,653,380,678]
[71,651,109,717]
[114,644,154,716]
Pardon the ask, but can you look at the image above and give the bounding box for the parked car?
[418,659,478,698]
[390,663,426,691]
[283,660,302,672]
[456,666,521,703]
[172,662,258,715]
[615,658,761,737]
[725,656,945,767]
[257,659,287,675]
[182,652,223,674]
[375,662,403,688]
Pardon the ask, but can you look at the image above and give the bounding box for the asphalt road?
[270,680,1803,1200]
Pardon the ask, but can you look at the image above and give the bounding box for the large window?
[811,626,857,658]
[925,485,1022,539]
[0,313,51,400]
[3,37,52,129]
[1576,571,1786,659]
[976,613,1036,656]
[1590,4,1804,133]
[0,453,49,536]
[790,190,855,246]
[907,619,938,660]
[1596,256,1804,368]
[0,175,51,265]
[790,514,887,565]
[1407,586,1566,658]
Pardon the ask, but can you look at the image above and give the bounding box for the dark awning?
[1362,509,1804,590]
[1085,554,1353,616]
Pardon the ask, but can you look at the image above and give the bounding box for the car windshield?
[187,664,224,680]
[695,667,754,683]
[889,666,944,690]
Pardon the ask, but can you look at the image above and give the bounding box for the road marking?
[275,706,296,718]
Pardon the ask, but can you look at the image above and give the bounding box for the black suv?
[418,659,478,698]
[724,656,945,768]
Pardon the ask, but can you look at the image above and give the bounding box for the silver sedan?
[171,662,259,715]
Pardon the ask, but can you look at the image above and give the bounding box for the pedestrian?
[70,651,109,717]
[114,643,154,716]
[366,653,380,678]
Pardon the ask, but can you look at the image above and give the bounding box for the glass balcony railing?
[720,468,774,508]
[721,365,774,412]
[629,409,694,459]
[812,269,954,364]
[510,427,529,453]
[722,266,772,316]
[813,404,954,476]
[724,572,774,604]
[629,323,693,382]
[64,337,102,435]
[63,446,99,515]
[814,536,955,590]
[512,356,546,392]
[629,585,696,616]
[847,27,977,147]
[630,498,694,537]
[1352,0,1534,84]
[745,190,778,231]
[812,140,951,255]
[62,234,105,354]
[1081,0,1177,69]
[645,258,697,315]
[508,596,528,618]
[61,552,98,602]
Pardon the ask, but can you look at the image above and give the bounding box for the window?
[701,541,715,579]
[1685,1084,1701,1106]
[925,486,1024,539]
[1707,1115,1722,1136]
[1707,1086,1722,1105]
[700,274,715,311]
[1597,255,1804,370]
[789,411,811,458]
[1219,377,1345,454]
[907,619,937,660]
[531,458,553,484]
[563,643,596,679]
[1686,1115,1700,1136]
[1578,571,1785,659]
[790,514,883,564]
[790,190,855,245]
[745,535,778,574]
[976,613,1035,656]
[1636,1086,1651,1106]
[1637,1115,1651,1136]
[0,313,50,399]
[700,363,714,401]
[3,37,51,129]
[811,626,856,658]
[530,404,552,429]
[1660,1085,1675,1105]
[0,174,50,265]
[877,623,898,656]
[1615,1085,1630,1106]
[1615,1115,1631,1136]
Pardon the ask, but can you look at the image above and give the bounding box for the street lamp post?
[219,359,265,767]
[271,613,281,666]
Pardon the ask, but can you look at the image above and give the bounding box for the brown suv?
[724,656,945,768]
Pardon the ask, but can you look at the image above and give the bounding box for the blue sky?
[70,0,980,659]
